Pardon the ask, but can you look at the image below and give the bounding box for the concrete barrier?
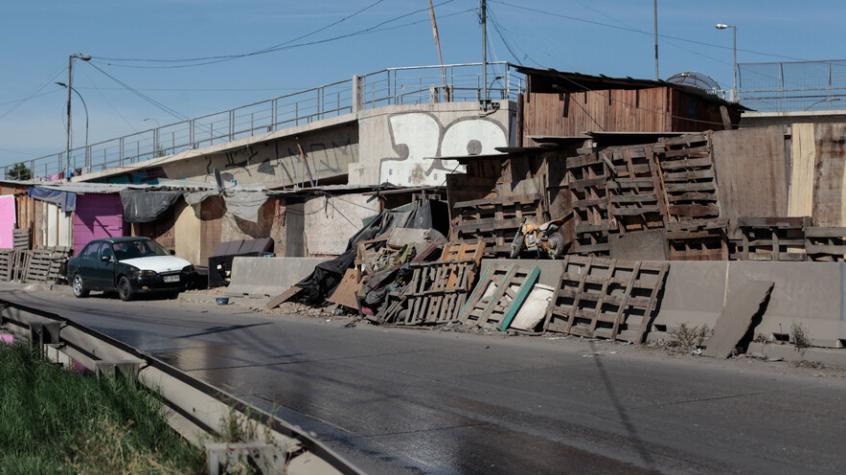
[226,257,326,298]
[652,261,846,348]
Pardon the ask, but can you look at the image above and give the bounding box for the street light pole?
[480,0,488,110]
[63,53,91,180]
[715,24,737,102]
[653,0,659,80]
[56,82,88,171]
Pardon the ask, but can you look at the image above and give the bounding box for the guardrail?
[4,62,523,180]
[0,297,361,474]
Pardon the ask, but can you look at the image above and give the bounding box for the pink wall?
[0,195,16,249]
[72,193,124,255]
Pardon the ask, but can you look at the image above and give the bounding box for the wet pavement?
[2,285,846,474]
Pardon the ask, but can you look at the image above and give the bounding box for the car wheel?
[117,276,134,302]
[72,274,89,298]
[166,291,180,300]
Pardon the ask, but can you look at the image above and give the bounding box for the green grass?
[0,343,205,474]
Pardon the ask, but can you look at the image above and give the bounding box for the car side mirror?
[169,249,176,255]
[101,255,112,263]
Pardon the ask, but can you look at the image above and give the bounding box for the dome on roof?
[666,72,722,93]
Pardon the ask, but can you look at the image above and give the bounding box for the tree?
[6,162,31,181]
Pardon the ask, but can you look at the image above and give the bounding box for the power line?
[490,0,806,62]
[86,62,188,121]
[98,0,387,64]
[0,67,67,121]
[95,0,458,70]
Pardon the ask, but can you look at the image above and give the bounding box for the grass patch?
[0,343,205,474]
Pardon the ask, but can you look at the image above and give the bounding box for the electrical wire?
[86,62,188,121]
[95,0,457,70]
[490,0,807,62]
[0,67,67,121]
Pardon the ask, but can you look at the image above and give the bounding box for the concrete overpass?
[8,62,521,189]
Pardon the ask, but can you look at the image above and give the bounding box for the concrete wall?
[160,122,358,188]
[304,193,379,256]
[350,101,515,187]
[227,257,326,297]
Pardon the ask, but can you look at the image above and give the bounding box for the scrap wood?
[326,269,361,310]
[460,264,541,331]
[703,280,774,359]
[265,286,303,310]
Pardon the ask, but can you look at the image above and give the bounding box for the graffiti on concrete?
[379,112,508,186]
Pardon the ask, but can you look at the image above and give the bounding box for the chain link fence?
[738,59,846,112]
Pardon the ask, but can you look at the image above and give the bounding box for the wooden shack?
[517,66,745,145]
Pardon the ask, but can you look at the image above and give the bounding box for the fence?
[4,62,523,180]
[738,59,846,112]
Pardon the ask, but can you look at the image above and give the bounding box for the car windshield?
[113,240,169,261]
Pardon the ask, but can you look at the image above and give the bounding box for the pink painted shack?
[72,193,125,255]
[0,194,15,249]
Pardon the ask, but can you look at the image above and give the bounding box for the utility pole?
[653,0,660,80]
[427,0,448,100]
[63,53,91,180]
[480,0,488,110]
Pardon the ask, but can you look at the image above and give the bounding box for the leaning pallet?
[731,217,808,261]
[0,249,13,281]
[655,134,721,223]
[387,259,478,326]
[542,256,668,343]
[606,144,664,234]
[567,149,613,255]
[459,263,540,331]
[454,194,544,257]
[13,228,30,250]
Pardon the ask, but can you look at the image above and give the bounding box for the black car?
[68,237,195,301]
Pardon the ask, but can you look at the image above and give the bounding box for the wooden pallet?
[805,227,846,261]
[731,217,809,261]
[454,194,544,257]
[567,150,613,255]
[13,228,30,250]
[0,249,13,281]
[542,256,668,343]
[665,218,729,260]
[606,145,664,234]
[459,264,540,331]
[388,260,478,326]
[440,241,485,264]
[656,134,720,223]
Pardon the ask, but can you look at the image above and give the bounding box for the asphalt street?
[2,285,845,474]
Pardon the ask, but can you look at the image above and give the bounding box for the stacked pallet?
[730,217,809,261]
[542,256,668,343]
[805,227,846,261]
[665,218,729,260]
[454,194,544,257]
[13,228,30,250]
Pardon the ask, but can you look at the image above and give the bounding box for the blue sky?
[1,0,843,166]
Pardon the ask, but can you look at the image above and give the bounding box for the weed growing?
[0,343,204,474]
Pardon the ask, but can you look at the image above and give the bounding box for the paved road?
[2,286,845,474]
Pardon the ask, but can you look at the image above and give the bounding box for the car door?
[92,243,117,290]
[74,241,102,288]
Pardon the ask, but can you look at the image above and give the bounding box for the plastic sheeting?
[224,190,268,222]
[28,187,76,212]
[184,190,219,206]
[119,189,182,223]
[295,199,436,304]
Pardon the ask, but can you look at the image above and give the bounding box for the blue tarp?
[28,187,76,212]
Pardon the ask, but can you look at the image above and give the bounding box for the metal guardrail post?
[271,98,277,131]
[228,110,235,141]
[189,120,195,148]
[153,128,160,157]
[119,137,125,166]
[352,75,362,113]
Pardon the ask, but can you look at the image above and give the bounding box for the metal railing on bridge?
[5,62,523,180]
[738,59,846,112]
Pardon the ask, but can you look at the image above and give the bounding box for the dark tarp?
[296,199,436,304]
[28,187,76,212]
[119,189,182,223]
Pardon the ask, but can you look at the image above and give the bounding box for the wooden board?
[265,286,302,310]
[326,269,360,310]
[788,123,816,218]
